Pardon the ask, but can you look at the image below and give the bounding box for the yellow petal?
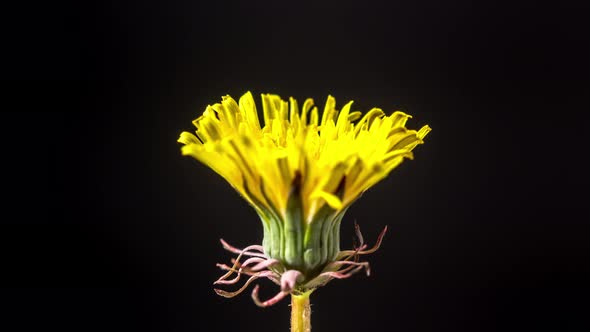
[310,190,343,210]
[179,93,431,224]
[177,132,201,145]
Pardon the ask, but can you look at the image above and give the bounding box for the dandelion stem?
[291,291,312,332]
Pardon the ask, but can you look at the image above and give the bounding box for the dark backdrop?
[5,1,589,331]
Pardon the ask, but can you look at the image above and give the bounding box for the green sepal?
[303,203,334,270]
[258,175,348,280]
[284,173,304,268]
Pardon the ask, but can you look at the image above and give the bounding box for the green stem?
[291,291,312,332]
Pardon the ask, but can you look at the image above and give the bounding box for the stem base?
[290,292,312,332]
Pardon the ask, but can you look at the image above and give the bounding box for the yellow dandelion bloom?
[179,91,430,288]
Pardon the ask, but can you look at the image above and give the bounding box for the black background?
[5,1,589,331]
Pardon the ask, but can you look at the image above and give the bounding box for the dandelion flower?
[178,91,430,331]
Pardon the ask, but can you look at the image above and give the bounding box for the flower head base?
[178,92,430,306]
[213,223,387,307]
